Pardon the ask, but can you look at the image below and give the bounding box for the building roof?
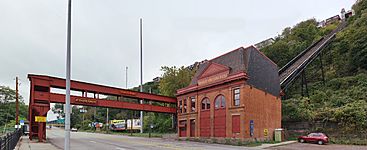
[187,45,281,96]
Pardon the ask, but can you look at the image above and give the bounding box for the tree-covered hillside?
[261,0,367,136]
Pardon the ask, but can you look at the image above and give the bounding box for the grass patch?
[242,142,262,147]
[330,137,367,145]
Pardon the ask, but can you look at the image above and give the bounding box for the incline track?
[279,21,347,90]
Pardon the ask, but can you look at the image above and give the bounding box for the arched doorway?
[214,95,226,137]
[200,98,210,137]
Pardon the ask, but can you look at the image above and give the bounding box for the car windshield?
[308,133,322,137]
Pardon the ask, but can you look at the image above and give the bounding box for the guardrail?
[0,129,22,150]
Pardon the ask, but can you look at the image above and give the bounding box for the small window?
[191,97,196,112]
[183,99,187,113]
[214,95,226,109]
[179,100,182,113]
[233,88,240,106]
[201,98,210,110]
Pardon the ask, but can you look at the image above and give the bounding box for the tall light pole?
[15,77,19,128]
[65,0,72,149]
[125,66,128,88]
[139,18,144,133]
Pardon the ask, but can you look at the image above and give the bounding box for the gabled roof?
[187,45,280,96]
[197,62,230,79]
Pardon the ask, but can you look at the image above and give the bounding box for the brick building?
[176,45,281,140]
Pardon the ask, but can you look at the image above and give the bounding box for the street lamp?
[65,0,72,149]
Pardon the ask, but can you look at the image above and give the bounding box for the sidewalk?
[16,136,59,150]
[256,140,297,149]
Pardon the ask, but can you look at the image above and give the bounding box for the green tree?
[159,66,196,97]
[262,19,334,67]
[0,86,27,127]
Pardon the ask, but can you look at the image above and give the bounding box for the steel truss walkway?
[28,74,176,141]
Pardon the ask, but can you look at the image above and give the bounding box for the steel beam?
[28,74,177,141]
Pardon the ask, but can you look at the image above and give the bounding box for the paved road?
[268,142,367,150]
[46,128,257,150]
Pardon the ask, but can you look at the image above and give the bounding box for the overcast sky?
[0,0,355,104]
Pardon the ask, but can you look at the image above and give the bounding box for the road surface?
[267,142,367,150]
[46,128,257,150]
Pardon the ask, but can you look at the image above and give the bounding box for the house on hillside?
[341,8,354,20]
[176,45,281,140]
[254,38,275,50]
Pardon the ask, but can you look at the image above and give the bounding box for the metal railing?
[0,129,22,150]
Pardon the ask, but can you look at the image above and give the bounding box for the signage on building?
[250,120,254,137]
[35,116,46,122]
[75,98,97,104]
[120,90,137,96]
[264,128,269,137]
[198,72,228,86]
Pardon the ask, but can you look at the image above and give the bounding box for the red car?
[298,133,329,145]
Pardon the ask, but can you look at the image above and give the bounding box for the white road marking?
[115,147,126,150]
[89,141,97,143]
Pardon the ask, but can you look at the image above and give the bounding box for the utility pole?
[126,67,128,89]
[65,0,72,149]
[15,77,19,128]
[106,108,109,132]
[82,107,85,127]
[139,18,144,133]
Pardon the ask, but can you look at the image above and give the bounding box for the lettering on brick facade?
[198,71,228,86]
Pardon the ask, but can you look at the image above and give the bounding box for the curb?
[256,141,297,149]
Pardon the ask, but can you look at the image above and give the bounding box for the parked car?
[23,124,30,135]
[298,133,329,145]
[71,128,78,132]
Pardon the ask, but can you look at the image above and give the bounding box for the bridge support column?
[29,103,50,142]
[301,71,309,97]
[319,53,325,84]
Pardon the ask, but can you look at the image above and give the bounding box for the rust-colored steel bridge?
[28,74,176,141]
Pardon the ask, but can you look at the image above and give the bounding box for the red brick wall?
[177,82,281,140]
[242,85,281,139]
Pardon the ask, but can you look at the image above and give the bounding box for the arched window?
[214,95,226,109]
[201,98,210,110]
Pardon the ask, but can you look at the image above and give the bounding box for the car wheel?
[318,140,323,145]
[299,139,305,143]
